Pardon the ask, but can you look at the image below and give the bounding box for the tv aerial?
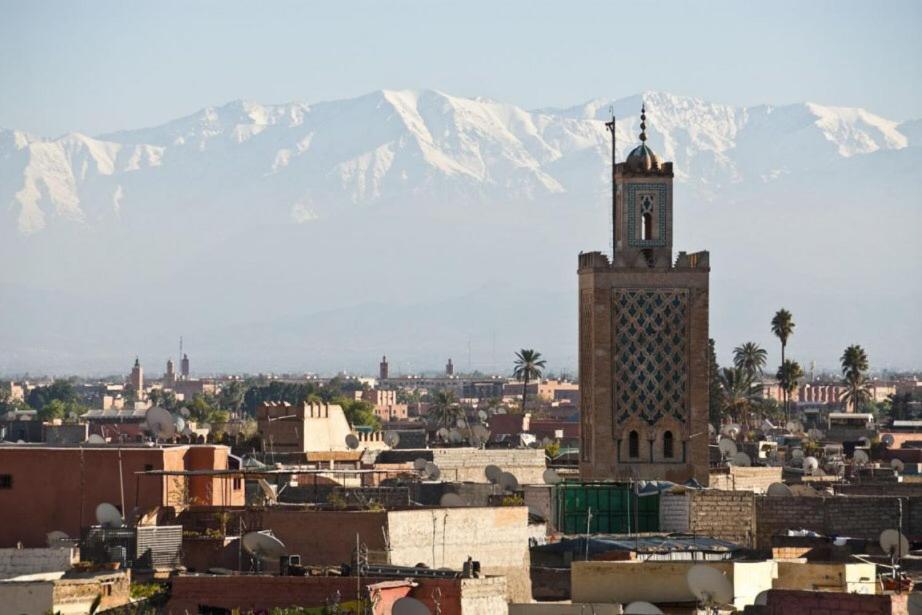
[686,564,733,614]
[145,406,175,440]
[345,434,360,450]
[242,530,287,571]
[766,482,793,497]
[95,502,124,528]
[485,465,502,484]
[892,458,906,473]
[624,602,664,615]
[730,452,751,467]
[439,493,467,507]
[384,431,400,448]
[392,596,431,615]
[543,468,562,485]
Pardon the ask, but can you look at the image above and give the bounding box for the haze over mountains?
[1,90,919,375]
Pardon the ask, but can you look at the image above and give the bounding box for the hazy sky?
[2,0,921,137]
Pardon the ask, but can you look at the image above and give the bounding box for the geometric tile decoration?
[612,288,688,425]
[625,182,668,247]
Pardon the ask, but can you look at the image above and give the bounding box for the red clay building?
[0,444,244,547]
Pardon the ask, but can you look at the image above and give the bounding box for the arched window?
[628,430,640,459]
[663,431,674,459]
[642,212,653,240]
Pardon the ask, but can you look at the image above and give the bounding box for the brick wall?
[659,491,690,532]
[709,467,783,493]
[761,589,908,615]
[0,547,78,578]
[689,490,755,546]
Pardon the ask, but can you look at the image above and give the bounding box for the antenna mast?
[605,107,617,259]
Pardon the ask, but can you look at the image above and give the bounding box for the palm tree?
[718,366,762,426]
[427,389,463,431]
[513,349,546,412]
[776,359,804,423]
[733,342,768,381]
[839,344,871,413]
[771,309,796,418]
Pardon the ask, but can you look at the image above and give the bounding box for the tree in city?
[333,397,381,430]
[839,344,872,413]
[718,367,762,425]
[513,349,546,413]
[770,309,796,418]
[26,379,78,411]
[707,339,723,428]
[217,380,247,414]
[776,359,804,422]
[426,389,464,431]
[887,393,915,422]
[733,342,768,381]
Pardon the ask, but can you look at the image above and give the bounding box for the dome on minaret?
[625,103,660,172]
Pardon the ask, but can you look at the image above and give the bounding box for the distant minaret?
[129,357,144,393]
[180,353,190,380]
[379,355,389,381]
[446,358,454,376]
[165,358,176,387]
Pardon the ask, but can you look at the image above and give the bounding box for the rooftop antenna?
[605,105,616,259]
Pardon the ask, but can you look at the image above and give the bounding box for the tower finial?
[639,103,647,142]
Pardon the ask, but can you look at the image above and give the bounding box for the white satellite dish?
[624,602,664,615]
[717,438,737,458]
[543,468,562,485]
[392,596,431,615]
[436,427,449,439]
[791,448,804,460]
[174,416,186,433]
[477,409,488,421]
[384,431,400,448]
[448,429,463,444]
[854,449,870,465]
[485,464,502,484]
[687,564,734,608]
[803,456,820,473]
[439,493,466,507]
[786,420,803,433]
[766,482,793,497]
[179,407,190,417]
[708,423,716,436]
[242,530,287,563]
[455,418,467,429]
[423,462,441,481]
[345,434,360,450]
[731,452,752,467]
[754,590,769,606]
[880,529,910,560]
[86,434,106,444]
[95,502,123,528]
[882,434,895,448]
[413,458,428,471]
[499,471,519,493]
[145,406,175,439]
[892,458,906,472]
[46,530,69,547]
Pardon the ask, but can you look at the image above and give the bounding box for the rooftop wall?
[0,547,78,578]
[430,448,546,484]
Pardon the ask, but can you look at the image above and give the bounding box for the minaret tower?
[578,103,711,485]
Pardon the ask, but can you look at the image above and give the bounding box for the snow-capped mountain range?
[1,90,919,374]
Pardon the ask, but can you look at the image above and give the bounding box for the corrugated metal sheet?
[136,525,182,569]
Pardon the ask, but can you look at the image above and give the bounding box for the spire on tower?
[639,103,647,142]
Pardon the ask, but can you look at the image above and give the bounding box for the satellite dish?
[766,482,793,497]
[179,407,190,417]
[46,530,69,547]
[477,410,488,421]
[790,484,821,497]
[436,427,449,439]
[803,456,820,473]
[754,590,769,606]
[485,465,502,484]
[859,436,871,448]
[791,448,804,460]
[384,431,400,448]
[892,458,906,472]
[624,602,664,615]
[854,449,870,465]
[413,458,428,471]
[543,468,561,485]
[455,418,467,429]
[717,438,737,458]
[731,452,751,467]
[880,529,910,560]
[687,564,733,607]
[499,471,519,493]
[392,596,431,615]
[448,429,462,444]
[708,423,716,436]
[86,434,106,444]
[174,416,186,433]
[470,435,484,448]
[345,434,360,450]
[145,407,175,439]
[95,503,123,528]
[882,434,895,448]
[439,493,466,507]
[242,530,287,562]
[423,462,441,481]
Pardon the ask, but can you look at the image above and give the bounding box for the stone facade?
[579,122,710,484]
